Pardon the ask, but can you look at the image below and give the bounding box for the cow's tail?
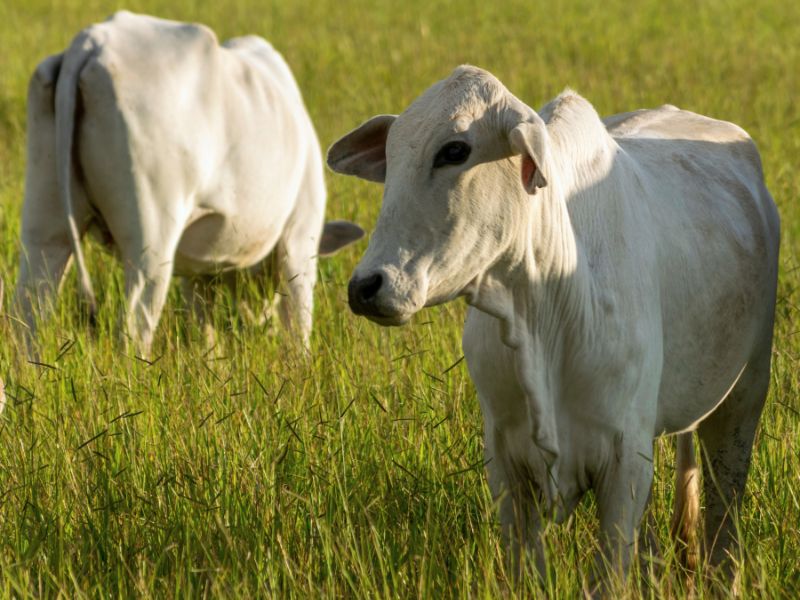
[54,33,97,323]
[670,431,700,572]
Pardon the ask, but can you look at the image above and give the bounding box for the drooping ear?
[318,220,365,256]
[326,115,397,183]
[507,111,549,194]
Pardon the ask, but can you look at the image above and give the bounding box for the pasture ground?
[0,0,798,597]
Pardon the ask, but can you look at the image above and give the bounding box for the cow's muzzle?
[348,269,420,326]
[348,272,385,317]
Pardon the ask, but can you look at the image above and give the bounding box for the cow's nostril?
[358,273,383,301]
[348,272,386,316]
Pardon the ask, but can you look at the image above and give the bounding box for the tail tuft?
[670,431,701,572]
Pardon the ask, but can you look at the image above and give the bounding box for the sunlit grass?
[1,0,799,597]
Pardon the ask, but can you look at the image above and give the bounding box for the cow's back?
[71,11,318,271]
[73,12,229,211]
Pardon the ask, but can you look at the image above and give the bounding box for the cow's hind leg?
[14,52,92,345]
[697,349,771,572]
[120,234,182,355]
[16,242,74,336]
[101,199,186,355]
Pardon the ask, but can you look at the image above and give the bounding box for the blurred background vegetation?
[0,0,798,596]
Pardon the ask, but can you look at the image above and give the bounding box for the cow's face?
[328,66,549,325]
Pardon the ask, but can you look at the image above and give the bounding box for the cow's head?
[327,65,549,325]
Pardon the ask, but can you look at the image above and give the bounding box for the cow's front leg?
[275,230,318,350]
[180,276,217,348]
[497,483,546,583]
[484,440,548,584]
[593,436,654,585]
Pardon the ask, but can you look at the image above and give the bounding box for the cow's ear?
[327,115,396,183]
[318,220,365,256]
[507,112,549,194]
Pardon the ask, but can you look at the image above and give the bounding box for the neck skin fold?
[462,107,618,491]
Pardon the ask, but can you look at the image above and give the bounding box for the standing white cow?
[328,65,779,581]
[15,11,362,352]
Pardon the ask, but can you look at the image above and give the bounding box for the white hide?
[329,66,779,578]
[15,11,362,352]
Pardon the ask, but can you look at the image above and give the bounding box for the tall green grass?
[1,0,798,596]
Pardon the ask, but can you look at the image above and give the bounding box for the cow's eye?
[433,141,471,168]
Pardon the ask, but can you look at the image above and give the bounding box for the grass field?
[1,0,799,597]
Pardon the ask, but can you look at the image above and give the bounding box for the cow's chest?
[462,308,543,474]
[462,308,527,428]
[461,307,595,509]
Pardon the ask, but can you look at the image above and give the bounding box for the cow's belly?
[655,305,761,434]
[173,209,287,275]
[654,258,775,434]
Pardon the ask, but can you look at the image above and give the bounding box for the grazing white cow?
[328,66,779,580]
[15,11,363,352]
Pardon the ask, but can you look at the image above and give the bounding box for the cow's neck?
[476,91,614,350]
[473,149,614,355]
[465,114,617,494]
